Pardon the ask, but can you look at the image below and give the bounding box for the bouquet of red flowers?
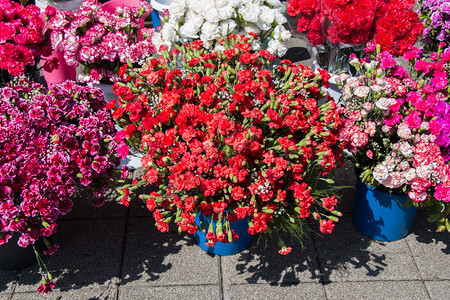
[286,0,423,74]
[111,34,351,253]
[0,0,57,84]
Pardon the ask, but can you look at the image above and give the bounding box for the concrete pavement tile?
[424,280,450,300]
[118,285,220,300]
[0,294,10,300]
[11,285,117,299]
[314,214,420,283]
[324,281,429,300]
[120,217,219,287]
[0,270,17,293]
[15,219,126,292]
[60,189,128,220]
[224,283,325,300]
[221,234,321,286]
[406,212,450,280]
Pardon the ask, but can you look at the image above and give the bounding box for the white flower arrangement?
[152,0,291,56]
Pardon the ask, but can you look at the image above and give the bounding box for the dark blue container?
[354,177,418,242]
[194,213,252,256]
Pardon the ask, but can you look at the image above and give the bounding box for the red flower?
[319,219,335,234]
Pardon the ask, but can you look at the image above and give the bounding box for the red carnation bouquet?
[286,0,422,75]
[110,34,351,253]
[0,0,58,85]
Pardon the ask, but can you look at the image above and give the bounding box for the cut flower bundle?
[338,46,450,231]
[112,34,350,252]
[0,79,119,292]
[152,0,291,56]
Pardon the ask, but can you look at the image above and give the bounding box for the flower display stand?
[353,177,418,242]
[194,213,252,256]
[95,83,143,170]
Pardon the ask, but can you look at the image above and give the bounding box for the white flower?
[217,4,236,20]
[373,164,389,182]
[244,24,262,35]
[398,141,413,156]
[239,4,260,23]
[267,38,287,56]
[179,13,204,38]
[168,0,187,20]
[375,97,397,110]
[397,123,412,140]
[403,168,416,182]
[354,86,371,98]
[219,19,238,36]
[201,22,220,41]
[257,6,275,30]
[273,10,287,24]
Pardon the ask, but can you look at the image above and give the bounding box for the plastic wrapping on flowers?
[337,45,450,232]
[110,33,352,253]
[151,0,291,57]
[0,78,120,293]
[286,0,423,74]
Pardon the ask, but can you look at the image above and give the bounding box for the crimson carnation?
[112,34,351,252]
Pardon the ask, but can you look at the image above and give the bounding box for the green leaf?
[319,178,335,184]
[428,213,443,223]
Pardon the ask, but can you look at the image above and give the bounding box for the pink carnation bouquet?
[338,45,450,231]
[46,0,156,84]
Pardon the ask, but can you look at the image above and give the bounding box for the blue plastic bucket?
[194,213,252,256]
[353,177,418,241]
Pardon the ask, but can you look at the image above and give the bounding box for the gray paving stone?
[406,212,450,280]
[324,281,429,300]
[424,280,450,300]
[224,283,325,300]
[0,270,17,294]
[221,233,320,286]
[15,219,126,292]
[314,214,420,283]
[120,217,219,287]
[60,189,128,220]
[118,285,220,300]
[11,285,117,299]
[0,293,10,300]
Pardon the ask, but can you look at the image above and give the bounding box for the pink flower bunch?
[0,0,55,79]
[111,34,350,253]
[0,78,119,279]
[46,0,156,84]
[338,46,450,231]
